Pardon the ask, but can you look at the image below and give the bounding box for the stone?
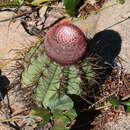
[96,0,130,72]
[0,12,37,129]
[74,14,100,38]
[105,115,130,130]
[75,0,130,72]
[0,12,37,62]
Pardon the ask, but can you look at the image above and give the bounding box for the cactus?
[21,23,96,129]
[21,42,95,128]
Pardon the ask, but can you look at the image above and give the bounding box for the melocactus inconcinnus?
[44,23,87,65]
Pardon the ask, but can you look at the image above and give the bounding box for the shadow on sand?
[70,30,122,130]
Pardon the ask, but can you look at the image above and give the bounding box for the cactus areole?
[44,23,87,65]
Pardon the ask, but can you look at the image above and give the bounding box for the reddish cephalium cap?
[44,23,87,65]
